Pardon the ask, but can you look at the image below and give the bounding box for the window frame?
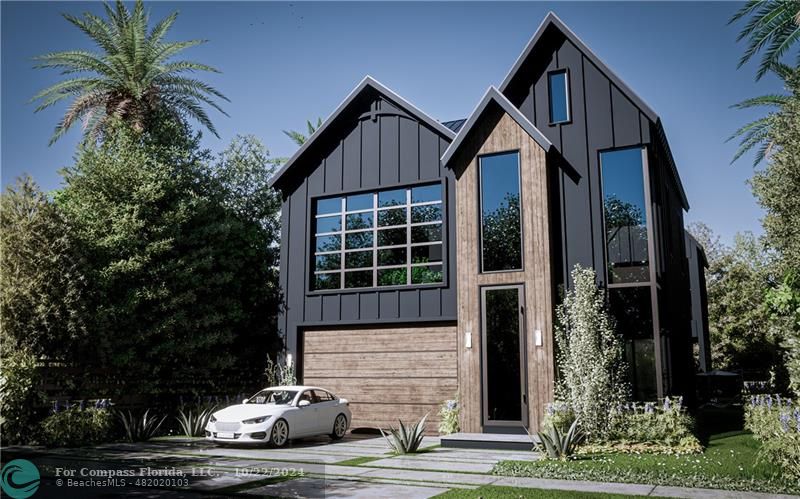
[307,180,447,294]
[478,150,524,274]
[547,68,572,125]
[599,145,664,399]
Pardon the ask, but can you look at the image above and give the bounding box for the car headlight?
[210,415,217,423]
[242,416,270,424]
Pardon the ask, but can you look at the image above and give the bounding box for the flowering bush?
[745,394,800,479]
[438,395,459,435]
[554,266,629,440]
[41,402,114,447]
[542,401,576,433]
[599,396,702,455]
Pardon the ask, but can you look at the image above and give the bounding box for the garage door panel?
[303,328,456,353]
[302,324,457,433]
[304,377,457,405]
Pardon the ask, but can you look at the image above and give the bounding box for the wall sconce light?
[465,331,472,349]
[534,329,543,347]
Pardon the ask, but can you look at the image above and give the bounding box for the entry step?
[440,432,538,451]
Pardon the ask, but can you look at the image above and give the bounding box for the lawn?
[492,432,798,495]
[435,485,661,498]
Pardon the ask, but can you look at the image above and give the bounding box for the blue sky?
[1,1,787,243]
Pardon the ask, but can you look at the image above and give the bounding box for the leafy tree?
[55,116,281,399]
[31,0,228,144]
[0,176,89,361]
[283,117,323,146]
[555,265,629,441]
[689,223,788,382]
[729,64,799,165]
[729,0,800,80]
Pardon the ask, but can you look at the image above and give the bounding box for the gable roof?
[442,119,466,133]
[268,76,456,189]
[441,87,552,167]
[499,12,689,210]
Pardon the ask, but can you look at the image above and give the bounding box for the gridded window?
[312,183,444,290]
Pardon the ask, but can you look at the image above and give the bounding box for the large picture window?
[312,183,444,291]
[601,147,650,284]
[479,151,522,272]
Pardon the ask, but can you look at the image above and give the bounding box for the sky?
[1,1,789,244]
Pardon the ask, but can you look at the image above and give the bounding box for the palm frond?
[730,93,792,109]
[283,130,306,146]
[730,0,800,79]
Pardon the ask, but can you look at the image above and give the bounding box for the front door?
[481,285,527,431]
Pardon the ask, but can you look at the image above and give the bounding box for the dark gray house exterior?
[269,12,706,433]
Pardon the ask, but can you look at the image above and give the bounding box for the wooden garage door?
[302,325,458,431]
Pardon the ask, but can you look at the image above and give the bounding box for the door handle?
[522,394,527,404]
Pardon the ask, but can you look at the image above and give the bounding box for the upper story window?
[312,183,444,291]
[548,69,571,124]
[601,147,650,284]
[479,151,522,272]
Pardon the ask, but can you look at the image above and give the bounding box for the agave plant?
[380,413,428,454]
[535,418,583,460]
[117,409,167,442]
[176,406,216,437]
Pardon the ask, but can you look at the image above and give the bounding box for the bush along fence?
[746,394,800,479]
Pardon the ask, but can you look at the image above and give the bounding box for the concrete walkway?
[2,435,797,498]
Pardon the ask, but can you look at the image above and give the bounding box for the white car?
[205,385,351,447]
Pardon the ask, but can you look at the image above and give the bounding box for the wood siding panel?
[302,325,457,432]
[453,110,555,433]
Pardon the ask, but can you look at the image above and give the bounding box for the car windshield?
[248,389,297,405]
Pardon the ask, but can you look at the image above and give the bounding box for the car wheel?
[330,413,347,440]
[271,419,290,447]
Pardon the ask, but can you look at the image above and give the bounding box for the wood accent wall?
[452,110,555,433]
[302,325,457,432]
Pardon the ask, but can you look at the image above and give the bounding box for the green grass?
[493,432,798,495]
[336,456,382,466]
[435,485,662,498]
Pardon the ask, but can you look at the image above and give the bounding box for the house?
[268,12,703,434]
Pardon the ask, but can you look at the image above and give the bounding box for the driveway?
[4,435,795,498]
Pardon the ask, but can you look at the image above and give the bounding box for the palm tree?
[31,0,228,145]
[729,63,798,165]
[729,0,800,80]
[283,118,323,146]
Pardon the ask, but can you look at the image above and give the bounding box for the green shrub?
[604,397,702,455]
[381,413,428,454]
[554,266,629,441]
[118,409,167,442]
[176,405,216,437]
[437,395,459,435]
[535,418,584,460]
[0,348,47,445]
[746,394,800,479]
[41,407,114,447]
[542,401,576,434]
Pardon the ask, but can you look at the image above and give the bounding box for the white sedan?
[205,385,351,447]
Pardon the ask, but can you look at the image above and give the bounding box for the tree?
[729,64,799,165]
[729,0,800,80]
[555,265,629,440]
[55,116,282,399]
[481,193,522,270]
[283,117,323,146]
[31,0,228,144]
[0,176,89,361]
[689,223,788,383]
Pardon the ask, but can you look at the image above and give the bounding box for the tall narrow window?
[479,152,522,272]
[548,69,570,124]
[601,148,649,284]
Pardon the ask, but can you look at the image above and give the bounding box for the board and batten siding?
[451,108,555,433]
[277,91,457,363]
[302,324,457,432]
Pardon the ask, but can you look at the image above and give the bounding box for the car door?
[312,390,339,433]
[292,390,319,436]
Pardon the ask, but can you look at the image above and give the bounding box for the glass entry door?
[481,285,527,428]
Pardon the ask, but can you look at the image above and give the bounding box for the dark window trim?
[305,179,449,295]
[547,68,572,125]
[478,150,524,274]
